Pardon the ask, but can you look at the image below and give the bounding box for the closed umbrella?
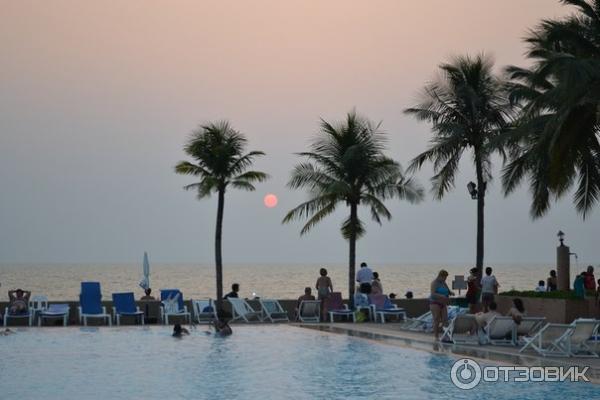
[139,252,150,290]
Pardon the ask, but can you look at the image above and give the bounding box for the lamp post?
[556,230,570,291]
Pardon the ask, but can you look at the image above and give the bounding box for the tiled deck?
[295,322,600,383]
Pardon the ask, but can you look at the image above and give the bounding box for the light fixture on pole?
[467,181,478,199]
[557,230,565,246]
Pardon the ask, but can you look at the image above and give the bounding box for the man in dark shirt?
[224,283,240,299]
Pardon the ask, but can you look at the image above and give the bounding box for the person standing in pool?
[429,270,454,340]
[316,268,333,321]
[172,323,190,338]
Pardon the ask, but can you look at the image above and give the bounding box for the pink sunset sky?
[2,1,597,265]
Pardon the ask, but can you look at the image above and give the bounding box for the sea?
[0,262,580,301]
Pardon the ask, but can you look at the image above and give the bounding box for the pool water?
[0,326,596,399]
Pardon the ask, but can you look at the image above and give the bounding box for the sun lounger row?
[439,312,600,358]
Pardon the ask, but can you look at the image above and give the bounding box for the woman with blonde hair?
[429,269,454,340]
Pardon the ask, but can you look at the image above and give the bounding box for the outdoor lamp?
[467,181,478,199]
[557,230,565,246]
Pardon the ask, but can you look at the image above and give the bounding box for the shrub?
[499,290,581,300]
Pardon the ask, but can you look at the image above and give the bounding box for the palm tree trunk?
[474,152,485,280]
[215,188,225,311]
[348,202,358,306]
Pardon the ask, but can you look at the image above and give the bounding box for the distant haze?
[1,1,598,267]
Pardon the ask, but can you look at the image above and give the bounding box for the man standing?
[355,262,373,293]
[480,267,499,312]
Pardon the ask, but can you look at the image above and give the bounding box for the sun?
[263,194,278,208]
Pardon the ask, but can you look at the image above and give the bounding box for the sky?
[0,0,598,266]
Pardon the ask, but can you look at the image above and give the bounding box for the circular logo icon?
[450,358,482,390]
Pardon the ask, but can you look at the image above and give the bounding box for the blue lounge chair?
[39,304,70,326]
[112,292,144,325]
[160,289,191,325]
[78,282,111,326]
[3,307,32,327]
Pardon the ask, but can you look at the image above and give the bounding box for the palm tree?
[282,111,424,300]
[404,54,511,277]
[502,0,600,218]
[175,121,268,307]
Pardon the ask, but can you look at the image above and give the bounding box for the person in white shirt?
[356,262,373,293]
[480,267,499,312]
[535,280,546,292]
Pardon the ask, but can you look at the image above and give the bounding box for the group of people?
[573,265,600,299]
[431,267,508,340]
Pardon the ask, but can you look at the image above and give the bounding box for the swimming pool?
[0,326,596,399]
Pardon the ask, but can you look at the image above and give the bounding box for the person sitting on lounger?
[506,298,526,324]
[8,289,31,314]
[475,301,501,328]
[140,288,155,300]
[224,283,240,299]
[172,323,190,337]
[212,320,232,336]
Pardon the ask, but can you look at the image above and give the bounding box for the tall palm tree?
[404,54,511,277]
[175,121,268,307]
[502,0,600,218]
[282,111,424,299]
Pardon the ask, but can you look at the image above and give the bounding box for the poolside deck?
[295,322,600,382]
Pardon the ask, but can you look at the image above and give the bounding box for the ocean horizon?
[0,261,577,301]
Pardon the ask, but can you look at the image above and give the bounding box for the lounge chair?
[297,300,320,323]
[3,307,32,327]
[78,282,112,326]
[192,299,218,323]
[483,316,515,345]
[519,323,573,357]
[441,314,479,344]
[259,299,290,323]
[400,306,463,333]
[112,292,144,326]
[514,317,546,345]
[39,304,70,327]
[369,294,406,323]
[326,292,355,323]
[160,289,191,325]
[29,295,48,325]
[227,298,262,323]
[566,319,599,357]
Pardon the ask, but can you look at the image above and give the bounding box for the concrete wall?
[0,298,432,326]
[495,295,600,324]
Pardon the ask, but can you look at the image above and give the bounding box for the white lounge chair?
[368,295,406,323]
[400,306,463,333]
[192,299,218,323]
[441,314,479,344]
[160,289,191,325]
[29,295,48,325]
[519,323,573,357]
[39,304,70,326]
[297,300,320,323]
[259,299,289,323]
[327,292,356,323]
[514,317,546,345]
[566,319,599,357]
[484,316,515,345]
[228,298,262,323]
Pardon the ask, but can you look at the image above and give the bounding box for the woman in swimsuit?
[429,270,454,340]
[316,268,333,322]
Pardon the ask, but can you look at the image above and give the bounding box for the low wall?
[496,295,600,323]
[0,298,432,326]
